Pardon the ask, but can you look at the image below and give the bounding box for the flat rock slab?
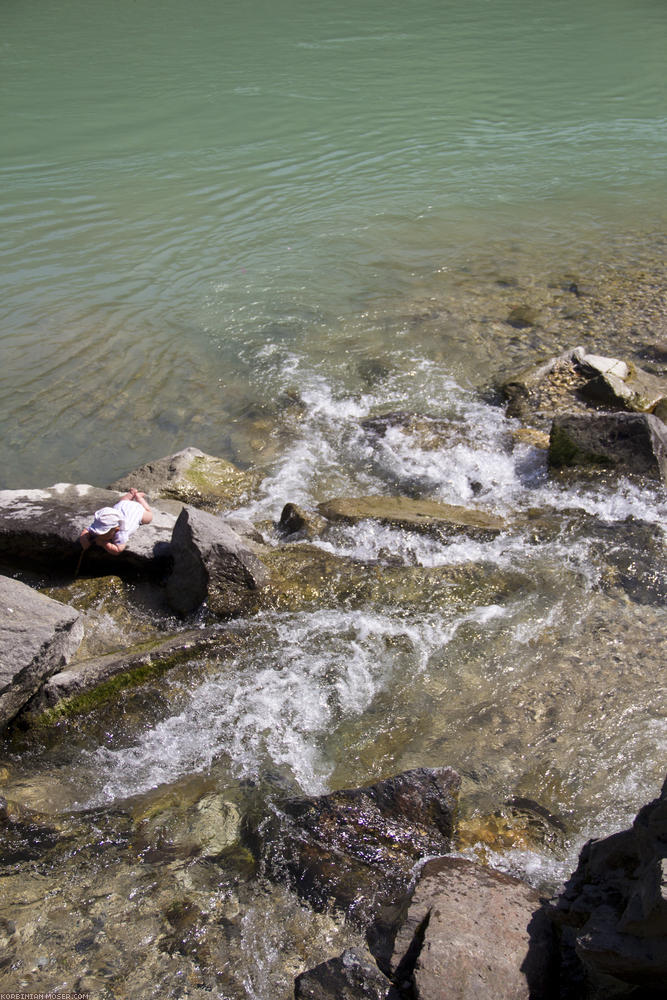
[26,626,233,720]
[0,575,83,730]
[0,483,176,574]
[317,496,506,539]
[391,856,556,1000]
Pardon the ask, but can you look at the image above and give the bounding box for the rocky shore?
[1,346,665,997]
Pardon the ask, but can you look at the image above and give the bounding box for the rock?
[360,412,470,452]
[317,496,506,540]
[295,947,399,1000]
[0,483,175,576]
[549,775,667,996]
[277,502,327,541]
[24,626,232,721]
[573,348,667,414]
[498,351,590,426]
[549,412,667,483]
[108,446,261,511]
[390,857,557,1000]
[251,767,460,966]
[0,576,84,730]
[507,305,540,329]
[166,505,270,617]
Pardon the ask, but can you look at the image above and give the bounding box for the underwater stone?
[295,947,399,999]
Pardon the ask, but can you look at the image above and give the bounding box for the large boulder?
[317,496,506,540]
[108,446,261,511]
[0,483,175,575]
[549,776,667,997]
[250,767,460,967]
[549,412,667,483]
[166,505,270,617]
[390,857,557,1000]
[0,576,83,730]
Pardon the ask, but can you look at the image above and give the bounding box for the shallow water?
[1,1,666,996]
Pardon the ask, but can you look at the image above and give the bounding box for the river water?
[1,1,666,997]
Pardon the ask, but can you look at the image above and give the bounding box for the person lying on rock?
[79,488,153,554]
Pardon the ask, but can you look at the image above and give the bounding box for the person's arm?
[79,529,93,549]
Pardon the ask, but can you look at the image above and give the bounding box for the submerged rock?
[0,483,175,576]
[549,412,667,483]
[0,576,83,730]
[390,856,557,1000]
[250,767,460,966]
[109,446,261,511]
[166,505,270,617]
[295,947,399,1000]
[317,496,506,540]
[549,775,667,997]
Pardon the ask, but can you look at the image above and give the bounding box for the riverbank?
[1,326,665,996]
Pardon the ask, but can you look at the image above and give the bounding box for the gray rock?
[166,505,270,617]
[0,576,83,730]
[549,775,667,995]
[251,767,460,969]
[0,483,175,575]
[549,412,667,483]
[391,856,557,1000]
[295,947,400,1000]
[573,348,666,414]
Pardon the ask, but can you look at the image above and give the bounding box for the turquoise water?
[1,0,666,487]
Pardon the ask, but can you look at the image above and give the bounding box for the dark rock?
[0,575,83,730]
[166,505,270,617]
[390,857,557,1000]
[0,483,175,576]
[549,775,667,995]
[549,412,667,483]
[317,496,506,540]
[251,767,460,968]
[278,503,327,541]
[295,947,400,1000]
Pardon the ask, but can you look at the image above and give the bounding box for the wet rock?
[549,412,667,483]
[506,304,541,329]
[295,947,400,999]
[549,775,667,996]
[317,496,506,540]
[0,483,175,576]
[0,576,83,730]
[109,446,261,511]
[23,626,231,721]
[251,767,460,965]
[278,502,327,540]
[390,856,557,1000]
[574,349,667,415]
[360,411,469,452]
[166,505,270,617]
[498,351,590,426]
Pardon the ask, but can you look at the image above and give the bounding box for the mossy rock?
[110,447,261,511]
